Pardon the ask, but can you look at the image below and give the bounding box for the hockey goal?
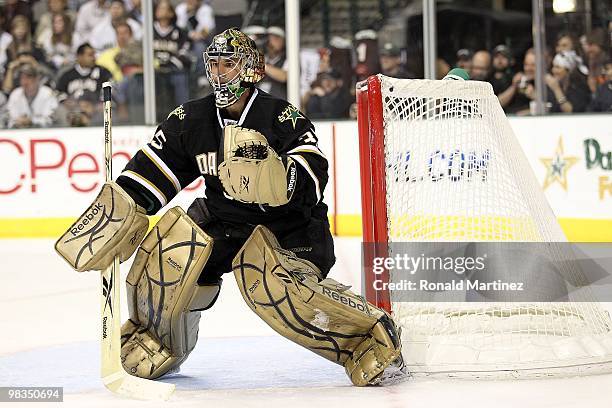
[357,74,612,378]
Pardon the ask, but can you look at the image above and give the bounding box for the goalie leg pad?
[232,225,404,386]
[55,182,149,271]
[120,207,217,379]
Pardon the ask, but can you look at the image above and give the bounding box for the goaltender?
[56,28,404,386]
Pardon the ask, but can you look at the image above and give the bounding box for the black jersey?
[153,22,191,73]
[56,64,113,102]
[117,88,330,235]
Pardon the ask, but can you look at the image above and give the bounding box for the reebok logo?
[322,287,367,313]
[102,316,108,339]
[287,164,297,196]
[71,203,104,236]
[248,279,261,294]
[166,257,182,272]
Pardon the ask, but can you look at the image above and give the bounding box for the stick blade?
[103,371,175,400]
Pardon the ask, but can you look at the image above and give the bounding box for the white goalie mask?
[204,28,265,108]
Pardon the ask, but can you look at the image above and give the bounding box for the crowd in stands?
[0,0,246,127]
[297,27,611,119]
[0,0,609,128]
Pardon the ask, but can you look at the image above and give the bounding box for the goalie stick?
[100,82,175,400]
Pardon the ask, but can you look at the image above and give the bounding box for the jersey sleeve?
[274,104,328,209]
[116,105,200,214]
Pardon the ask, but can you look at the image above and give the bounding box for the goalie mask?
[204,28,265,108]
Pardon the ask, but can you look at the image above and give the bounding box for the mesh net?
[374,75,612,377]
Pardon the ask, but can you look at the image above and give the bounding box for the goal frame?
[357,75,391,311]
[355,74,612,378]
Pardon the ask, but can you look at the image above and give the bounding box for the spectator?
[259,26,288,99]
[7,63,58,128]
[353,29,380,82]
[176,0,214,42]
[5,16,48,67]
[547,50,591,113]
[127,0,143,24]
[89,0,142,53]
[0,91,8,128]
[56,43,113,125]
[153,0,191,120]
[471,50,491,81]
[38,13,75,71]
[74,0,110,48]
[0,10,13,78]
[379,43,414,79]
[35,0,76,46]
[590,58,612,112]
[435,58,451,80]
[175,0,214,76]
[507,48,559,115]
[554,32,589,74]
[3,0,34,32]
[490,45,515,109]
[556,32,580,54]
[584,28,608,93]
[2,52,54,95]
[209,0,247,33]
[305,70,352,119]
[97,21,133,81]
[455,49,473,73]
[114,27,144,123]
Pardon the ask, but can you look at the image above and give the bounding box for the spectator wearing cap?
[259,26,288,99]
[470,50,491,81]
[546,50,591,113]
[2,51,54,95]
[589,58,612,112]
[89,0,142,53]
[305,70,352,119]
[7,63,58,128]
[490,45,514,92]
[380,43,414,79]
[74,0,110,48]
[455,49,473,73]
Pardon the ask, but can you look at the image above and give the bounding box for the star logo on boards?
[540,136,579,191]
[278,105,305,129]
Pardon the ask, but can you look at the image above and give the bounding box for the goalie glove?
[218,125,297,207]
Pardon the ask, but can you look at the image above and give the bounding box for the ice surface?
[1,238,611,407]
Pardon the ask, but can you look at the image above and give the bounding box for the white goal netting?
[373,74,612,378]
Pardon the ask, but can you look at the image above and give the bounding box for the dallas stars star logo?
[278,105,305,129]
[540,136,579,191]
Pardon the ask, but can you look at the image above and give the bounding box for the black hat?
[493,44,512,59]
[18,63,39,77]
[456,48,473,61]
[380,42,400,57]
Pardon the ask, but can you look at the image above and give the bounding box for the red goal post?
[357,75,390,312]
